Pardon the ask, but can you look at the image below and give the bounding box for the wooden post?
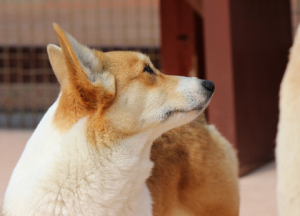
[160,0,196,76]
[160,0,292,175]
[201,0,237,148]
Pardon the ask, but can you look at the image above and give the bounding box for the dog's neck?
[54,105,155,215]
[79,125,155,215]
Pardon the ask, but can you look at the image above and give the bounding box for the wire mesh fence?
[1,0,298,129]
[0,0,160,128]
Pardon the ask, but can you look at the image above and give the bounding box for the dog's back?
[277,26,300,216]
[148,114,239,216]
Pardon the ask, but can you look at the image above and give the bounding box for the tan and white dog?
[1,23,227,216]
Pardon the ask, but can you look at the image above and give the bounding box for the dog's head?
[47,24,214,144]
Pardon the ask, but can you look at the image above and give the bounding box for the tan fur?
[48,24,182,143]
[276,26,300,216]
[49,24,115,133]
[148,114,240,216]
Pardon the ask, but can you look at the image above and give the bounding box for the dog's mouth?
[161,102,208,122]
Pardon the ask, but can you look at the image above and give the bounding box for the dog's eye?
[143,64,155,75]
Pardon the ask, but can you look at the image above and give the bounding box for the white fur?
[154,76,210,126]
[3,99,156,215]
[65,33,111,87]
[176,76,208,108]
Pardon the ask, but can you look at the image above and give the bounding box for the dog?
[276,26,300,216]
[1,23,222,215]
[148,113,239,216]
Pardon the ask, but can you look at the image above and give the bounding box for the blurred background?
[1,0,300,215]
[0,0,160,128]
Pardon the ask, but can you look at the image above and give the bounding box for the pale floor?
[0,130,277,215]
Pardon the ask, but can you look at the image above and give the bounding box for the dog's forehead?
[135,52,149,62]
[99,51,152,81]
[104,51,150,65]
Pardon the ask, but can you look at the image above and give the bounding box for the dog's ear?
[48,23,115,107]
[47,44,68,86]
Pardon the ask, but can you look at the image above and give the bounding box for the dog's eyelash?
[143,64,155,75]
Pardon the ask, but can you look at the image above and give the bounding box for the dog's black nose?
[202,80,215,92]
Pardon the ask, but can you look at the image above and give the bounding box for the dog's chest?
[5,137,154,215]
[3,103,154,216]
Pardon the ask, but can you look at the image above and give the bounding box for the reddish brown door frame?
[160,0,237,151]
[160,0,196,76]
[160,0,292,175]
[226,0,292,174]
[201,0,237,149]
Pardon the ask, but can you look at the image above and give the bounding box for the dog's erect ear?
[48,23,115,106]
[47,44,68,86]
